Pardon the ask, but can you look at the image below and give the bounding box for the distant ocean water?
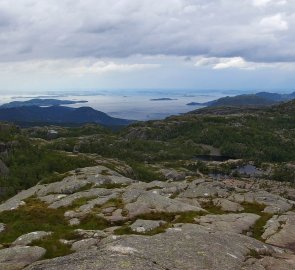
[0,89,245,120]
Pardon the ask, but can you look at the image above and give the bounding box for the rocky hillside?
[0,100,294,269]
[0,163,295,269]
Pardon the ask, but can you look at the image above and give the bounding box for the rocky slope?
[0,164,295,269]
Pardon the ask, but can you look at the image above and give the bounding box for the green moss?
[78,214,110,230]
[242,202,273,240]
[69,196,97,210]
[200,200,225,215]
[248,249,263,259]
[0,198,68,244]
[0,198,80,258]
[31,234,74,259]
[97,183,128,189]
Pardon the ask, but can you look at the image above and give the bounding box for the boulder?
[12,231,52,246]
[262,211,295,251]
[130,220,166,233]
[212,198,244,212]
[71,238,100,251]
[0,246,46,270]
[160,169,186,181]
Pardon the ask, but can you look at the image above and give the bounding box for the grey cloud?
[0,0,294,63]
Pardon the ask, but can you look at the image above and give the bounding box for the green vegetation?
[242,202,273,240]
[0,198,78,258]
[272,164,295,183]
[0,100,294,202]
[0,140,96,200]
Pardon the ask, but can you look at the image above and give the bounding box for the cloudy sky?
[0,0,295,92]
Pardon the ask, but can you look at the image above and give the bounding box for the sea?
[0,89,252,121]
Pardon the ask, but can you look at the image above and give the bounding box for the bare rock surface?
[130,219,166,233]
[262,211,295,251]
[0,246,46,270]
[12,231,52,247]
[229,191,293,214]
[24,224,279,270]
[196,213,260,234]
[0,165,295,270]
[124,191,205,218]
[213,198,244,212]
[179,181,230,198]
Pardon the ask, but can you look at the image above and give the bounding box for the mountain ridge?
[0,106,133,126]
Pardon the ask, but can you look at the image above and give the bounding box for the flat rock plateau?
[0,165,295,270]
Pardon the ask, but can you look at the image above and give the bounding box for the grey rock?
[12,231,52,246]
[213,198,244,212]
[130,219,166,233]
[179,181,230,198]
[0,223,5,233]
[66,166,135,186]
[75,229,108,239]
[48,188,118,209]
[196,213,260,234]
[36,178,89,197]
[229,191,293,214]
[24,224,278,270]
[125,191,205,218]
[69,218,80,226]
[38,194,67,204]
[262,211,295,251]
[71,238,100,251]
[160,168,186,181]
[0,185,42,213]
[0,246,46,270]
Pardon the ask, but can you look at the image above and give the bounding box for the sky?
[0,0,295,93]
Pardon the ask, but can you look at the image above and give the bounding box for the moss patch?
[242,202,273,240]
[0,197,79,259]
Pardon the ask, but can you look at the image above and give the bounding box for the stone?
[262,211,295,251]
[71,238,100,251]
[229,191,293,214]
[130,219,166,233]
[69,218,80,226]
[75,229,108,239]
[12,231,52,246]
[179,181,230,198]
[0,246,46,270]
[0,223,5,233]
[196,213,260,234]
[213,198,244,212]
[124,191,205,218]
[0,185,42,213]
[160,168,186,181]
[24,224,278,270]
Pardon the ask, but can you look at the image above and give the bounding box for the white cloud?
[0,0,294,65]
[259,14,288,32]
[195,57,274,70]
[253,0,287,7]
[0,59,160,76]
[253,0,272,7]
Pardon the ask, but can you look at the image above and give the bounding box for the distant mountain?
[0,98,88,108]
[187,92,295,107]
[0,106,133,126]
